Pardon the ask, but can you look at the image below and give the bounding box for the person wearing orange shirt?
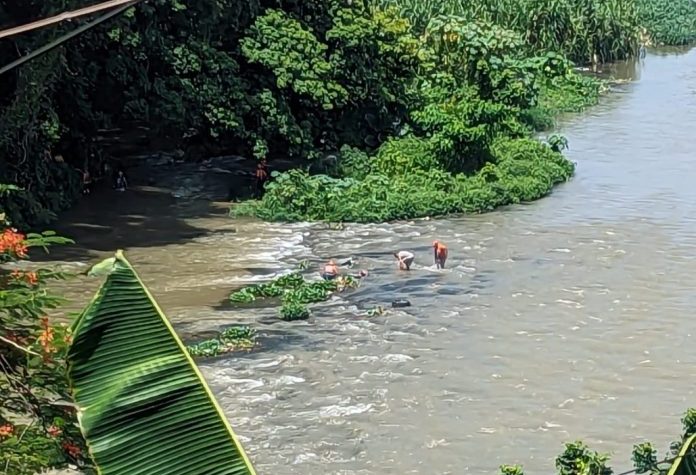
[433,240,448,269]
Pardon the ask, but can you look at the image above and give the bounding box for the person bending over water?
[321,259,339,281]
[394,250,415,270]
[433,240,448,269]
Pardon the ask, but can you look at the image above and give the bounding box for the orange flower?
[38,318,56,355]
[0,423,14,438]
[0,229,27,257]
[10,270,38,285]
[47,425,62,437]
[62,441,82,457]
[25,271,38,285]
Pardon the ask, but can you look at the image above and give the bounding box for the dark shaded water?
[47,49,696,474]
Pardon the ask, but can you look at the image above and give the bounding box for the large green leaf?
[67,251,257,475]
[668,434,696,475]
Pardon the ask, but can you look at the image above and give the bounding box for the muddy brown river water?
[43,49,696,474]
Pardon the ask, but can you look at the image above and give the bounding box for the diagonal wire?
[0,0,141,40]
[0,1,142,76]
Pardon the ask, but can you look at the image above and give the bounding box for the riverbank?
[5,1,696,231]
[1,0,659,231]
[232,71,604,223]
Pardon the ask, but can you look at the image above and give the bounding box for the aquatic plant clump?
[229,272,305,303]
[230,273,358,320]
[279,302,311,321]
[186,326,257,358]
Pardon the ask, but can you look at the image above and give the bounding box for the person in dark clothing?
[254,159,268,197]
[82,169,92,195]
[115,170,128,191]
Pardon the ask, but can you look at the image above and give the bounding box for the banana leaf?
[67,251,257,475]
[668,434,696,475]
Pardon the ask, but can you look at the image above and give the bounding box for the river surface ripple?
[48,49,696,474]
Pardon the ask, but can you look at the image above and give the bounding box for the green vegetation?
[498,408,696,474]
[379,0,640,64]
[236,138,575,222]
[2,2,696,470]
[229,272,305,303]
[67,251,256,475]
[637,0,696,46]
[2,0,696,228]
[229,272,358,320]
[3,0,694,228]
[232,9,605,223]
[0,1,421,227]
[186,326,257,358]
[0,226,91,474]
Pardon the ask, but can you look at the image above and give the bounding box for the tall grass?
[636,0,696,45]
[376,0,640,64]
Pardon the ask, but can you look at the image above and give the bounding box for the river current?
[46,49,696,474]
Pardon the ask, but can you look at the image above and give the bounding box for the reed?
[376,0,640,64]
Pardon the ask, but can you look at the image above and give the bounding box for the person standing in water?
[321,259,340,281]
[115,169,128,191]
[433,240,448,269]
[394,250,415,270]
[254,159,269,197]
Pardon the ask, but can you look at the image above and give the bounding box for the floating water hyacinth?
[229,272,358,320]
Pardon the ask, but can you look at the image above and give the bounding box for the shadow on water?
[32,186,226,263]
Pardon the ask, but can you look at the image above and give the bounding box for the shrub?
[0,225,91,474]
[238,135,574,223]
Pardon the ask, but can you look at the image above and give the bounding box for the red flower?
[0,423,14,438]
[0,229,27,257]
[47,425,62,437]
[62,441,82,457]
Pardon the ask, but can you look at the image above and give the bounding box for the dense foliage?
[0,221,91,474]
[235,137,575,222]
[0,0,421,227]
[234,13,588,223]
[636,0,696,46]
[3,0,694,228]
[379,0,641,65]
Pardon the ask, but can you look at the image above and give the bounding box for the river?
[45,48,696,474]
